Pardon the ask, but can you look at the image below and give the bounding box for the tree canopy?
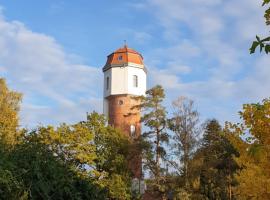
[1,77,270,199]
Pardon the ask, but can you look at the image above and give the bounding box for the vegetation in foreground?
[1,77,270,199]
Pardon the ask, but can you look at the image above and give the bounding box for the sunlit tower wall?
[103,45,147,178]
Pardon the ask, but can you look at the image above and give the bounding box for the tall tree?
[0,78,22,146]
[250,0,270,54]
[199,119,239,200]
[168,96,199,189]
[134,85,168,197]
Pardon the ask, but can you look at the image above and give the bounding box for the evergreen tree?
[133,85,168,198]
[199,119,239,200]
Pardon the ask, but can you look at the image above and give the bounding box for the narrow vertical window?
[133,75,138,87]
[106,77,109,90]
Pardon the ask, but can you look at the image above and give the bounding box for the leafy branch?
[250,0,270,54]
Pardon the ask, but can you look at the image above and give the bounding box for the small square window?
[118,55,123,61]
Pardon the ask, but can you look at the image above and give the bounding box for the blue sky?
[0,0,269,127]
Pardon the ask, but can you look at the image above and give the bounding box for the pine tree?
[133,85,168,197]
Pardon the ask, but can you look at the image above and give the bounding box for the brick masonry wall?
[106,94,142,178]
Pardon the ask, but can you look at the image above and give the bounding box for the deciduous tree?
[168,96,199,190]
[226,98,270,199]
[0,78,22,146]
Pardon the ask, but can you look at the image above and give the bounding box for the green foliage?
[104,174,131,200]
[0,169,27,200]
[198,119,239,200]
[34,123,96,170]
[0,133,105,200]
[250,35,270,54]
[3,76,270,199]
[85,112,130,176]
[133,85,168,197]
[83,112,132,199]
[0,79,132,199]
[250,0,270,54]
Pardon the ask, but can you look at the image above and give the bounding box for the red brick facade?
[106,94,142,178]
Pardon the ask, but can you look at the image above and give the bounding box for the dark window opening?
[118,55,123,61]
[106,77,109,90]
[133,75,138,87]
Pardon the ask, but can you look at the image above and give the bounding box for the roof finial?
[124,40,127,48]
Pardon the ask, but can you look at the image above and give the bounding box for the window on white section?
[133,75,138,87]
[130,125,136,138]
[106,77,109,90]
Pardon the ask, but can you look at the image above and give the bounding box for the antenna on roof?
[124,40,127,48]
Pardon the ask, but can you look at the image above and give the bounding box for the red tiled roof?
[105,45,144,66]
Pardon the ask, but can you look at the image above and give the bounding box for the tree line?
[1,78,270,199]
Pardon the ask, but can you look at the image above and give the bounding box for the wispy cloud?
[0,10,102,127]
[139,0,270,123]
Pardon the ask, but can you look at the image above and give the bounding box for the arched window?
[106,77,109,90]
[133,75,138,87]
[130,125,136,138]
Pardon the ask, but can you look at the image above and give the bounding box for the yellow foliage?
[0,78,22,146]
[226,99,270,199]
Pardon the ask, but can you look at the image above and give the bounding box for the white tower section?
[103,46,147,117]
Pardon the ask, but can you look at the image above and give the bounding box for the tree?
[199,119,239,200]
[250,0,270,54]
[35,112,133,200]
[168,96,199,190]
[0,78,22,146]
[133,85,168,197]
[0,77,134,199]
[5,132,104,200]
[225,98,270,199]
[83,112,132,200]
[35,123,96,171]
[0,121,105,200]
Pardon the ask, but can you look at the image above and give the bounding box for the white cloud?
[0,13,102,127]
[141,0,270,122]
